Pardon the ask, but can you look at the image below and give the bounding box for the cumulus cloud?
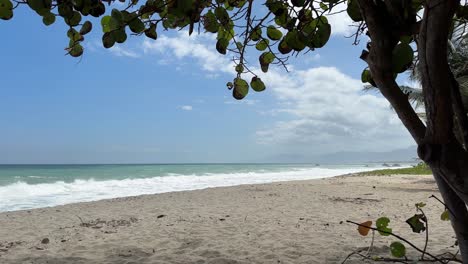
[179,105,193,111]
[136,30,413,155]
[325,3,356,36]
[256,67,413,154]
[142,32,234,74]
[109,46,140,58]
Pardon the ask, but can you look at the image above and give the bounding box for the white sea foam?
[0,166,403,212]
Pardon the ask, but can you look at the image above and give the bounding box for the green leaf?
[400,35,413,44]
[102,32,115,49]
[215,6,229,25]
[376,217,392,236]
[80,21,93,35]
[58,4,73,18]
[145,24,157,40]
[42,12,55,26]
[284,30,306,51]
[415,202,426,209]
[266,26,283,41]
[310,22,331,48]
[361,69,372,83]
[129,18,145,33]
[112,28,127,43]
[319,2,328,11]
[101,16,112,33]
[0,0,13,20]
[347,0,362,22]
[250,77,265,92]
[405,214,426,233]
[203,11,219,33]
[233,77,249,100]
[250,27,262,41]
[441,210,450,221]
[390,242,406,258]
[89,2,105,17]
[255,39,269,51]
[69,43,83,57]
[290,0,304,7]
[27,0,45,12]
[392,43,414,73]
[65,11,81,27]
[235,64,244,73]
[67,28,83,42]
[278,39,292,54]
[111,9,123,24]
[259,52,274,73]
[0,7,12,20]
[216,38,229,55]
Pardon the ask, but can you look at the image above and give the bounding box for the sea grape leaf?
[69,43,83,57]
[80,21,93,35]
[233,77,248,100]
[145,24,157,40]
[405,214,426,233]
[376,217,392,236]
[392,43,414,73]
[441,209,450,221]
[250,77,265,92]
[347,0,362,22]
[41,12,55,25]
[203,11,219,33]
[415,202,426,209]
[278,39,292,54]
[250,27,262,41]
[255,39,269,51]
[129,18,145,33]
[361,69,372,83]
[102,32,115,48]
[357,220,372,236]
[266,25,283,40]
[65,11,81,27]
[0,0,13,20]
[112,28,127,43]
[311,22,331,48]
[216,38,229,54]
[390,242,406,258]
[235,64,244,73]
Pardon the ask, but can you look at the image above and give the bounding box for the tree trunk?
[424,140,468,261]
[357,0,468,261]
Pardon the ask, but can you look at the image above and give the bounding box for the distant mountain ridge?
[313,146,418,163]
[267,146,419,164]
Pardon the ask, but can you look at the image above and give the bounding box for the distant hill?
[266,146,419,164]
[312,146,418,163]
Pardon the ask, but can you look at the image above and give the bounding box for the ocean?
[0,163,411,212]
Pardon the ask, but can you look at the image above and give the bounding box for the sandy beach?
[0,173,457,263]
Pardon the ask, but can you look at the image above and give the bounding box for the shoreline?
[1,173,454,264]
[0,165,414,213]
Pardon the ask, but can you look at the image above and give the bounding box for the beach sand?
[0,174,458,263]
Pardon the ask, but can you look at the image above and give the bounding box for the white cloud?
[137,30,413,155]
[109,45,140,58]
[224,99,259,106]
[325,3,356,36]
[142,32,234,74]
[256,67,413,153]
[179,105,193,111]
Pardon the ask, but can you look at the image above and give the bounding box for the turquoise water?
[0,163,411,212]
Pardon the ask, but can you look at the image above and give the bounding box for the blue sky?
[0,5,415,163]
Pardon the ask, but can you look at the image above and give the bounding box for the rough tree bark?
[358,0,468,261]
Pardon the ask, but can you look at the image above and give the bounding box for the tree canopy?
[4,0,466,100]
[3,0,468,261]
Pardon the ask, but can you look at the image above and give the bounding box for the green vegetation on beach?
[360,163,432,175]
